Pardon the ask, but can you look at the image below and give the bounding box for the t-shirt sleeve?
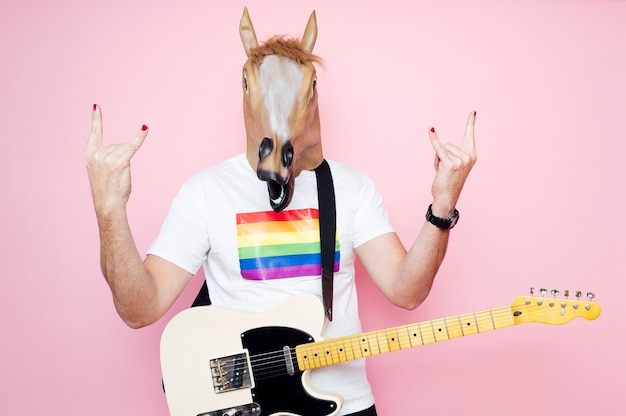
[147,180,210,275]
[351,173,395,248]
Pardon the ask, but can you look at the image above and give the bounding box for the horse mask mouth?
[265,176,294,213]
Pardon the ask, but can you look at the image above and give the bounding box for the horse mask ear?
[301,11,318,53]
[240,7,258,56]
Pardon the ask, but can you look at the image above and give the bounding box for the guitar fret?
[345,336,355,360]
[458,312,479,336]
[417,322,425,345]
[379,330,388,353]
[431,319,445,342]
[370,334,378,355]
[489,308,496,329]
[330,339,341,364]
[375,331,385,354]
[394,327,406,350]
[397,327,409,350]
[472,312,481,333]
[446,316,461,339]
[475,310,495,332]
[371,334,379,355]
[384,330,393,352]
[346,335,357,361]
[420,321,433,344]
[458,315,465,337]
[371,332,382,355]
[404,325,414,348]
[379,330,390,353]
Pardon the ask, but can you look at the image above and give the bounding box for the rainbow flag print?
[236,208,340,281]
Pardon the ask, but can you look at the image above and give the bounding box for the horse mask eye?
[243,74,249,93]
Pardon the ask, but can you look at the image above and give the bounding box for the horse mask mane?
[240,8,324,213]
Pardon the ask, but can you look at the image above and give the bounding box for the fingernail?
[93,104,97,111]
[474,111,477,117]
[142,124,148,131]
[430,127,435,133]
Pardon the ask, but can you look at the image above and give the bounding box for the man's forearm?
[392,222,450,309]
[96,207,159,328]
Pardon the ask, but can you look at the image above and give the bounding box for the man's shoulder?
[186,154,248,181]
[326,159,374,186]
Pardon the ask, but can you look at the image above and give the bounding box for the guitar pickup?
[209,352,252,393]
[197,402,261,416]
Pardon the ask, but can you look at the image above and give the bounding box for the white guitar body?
[160,295,343,416]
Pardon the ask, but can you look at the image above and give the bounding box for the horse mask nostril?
[282,141,294,168]
[259,137,273,160]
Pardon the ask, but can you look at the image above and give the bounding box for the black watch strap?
[425,204,459,230]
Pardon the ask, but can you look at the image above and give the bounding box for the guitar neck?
[295,305,513,370]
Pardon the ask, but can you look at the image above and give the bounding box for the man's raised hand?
[428,110,477,217]
[83,104,148,214]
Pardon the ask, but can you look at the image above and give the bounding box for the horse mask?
[240,8,324,213]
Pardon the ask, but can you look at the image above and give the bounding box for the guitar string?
[219,303,589,377]
[234,302,577,374]
[209,303,592,380]
[241,304,580,374]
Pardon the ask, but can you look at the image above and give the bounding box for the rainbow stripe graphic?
[236,208,340,281]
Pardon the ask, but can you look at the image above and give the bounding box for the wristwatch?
[425,204,459,230]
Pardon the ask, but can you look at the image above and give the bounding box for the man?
[83,9,476,416]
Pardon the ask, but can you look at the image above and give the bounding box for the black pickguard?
[241,326,339,416]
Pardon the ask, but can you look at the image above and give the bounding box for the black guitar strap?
[192,159,337,321]
[314,159,337,321]
[191,277,211,308]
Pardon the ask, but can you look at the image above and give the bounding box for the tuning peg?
[587,292,595,301]
[551,289,559,298]
[564,290,570,299]
[540,288,547,297]
[530,287,534,295]
[576,291,582,300]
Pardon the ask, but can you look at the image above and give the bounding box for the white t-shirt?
[149,153,394,415]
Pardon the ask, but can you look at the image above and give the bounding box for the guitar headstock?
[510,289,601,325]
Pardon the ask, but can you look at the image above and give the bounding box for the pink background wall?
[1,0,624,414]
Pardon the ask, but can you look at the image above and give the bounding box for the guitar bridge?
[209,352,252,393]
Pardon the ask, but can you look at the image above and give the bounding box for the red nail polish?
[430,127,435,133]
[93,104,97,111]
[142,124,148,131]
[474,111,477,117]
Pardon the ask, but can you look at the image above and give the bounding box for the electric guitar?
[160,290,600,416]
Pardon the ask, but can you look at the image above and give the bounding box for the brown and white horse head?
[240,7,323,213]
